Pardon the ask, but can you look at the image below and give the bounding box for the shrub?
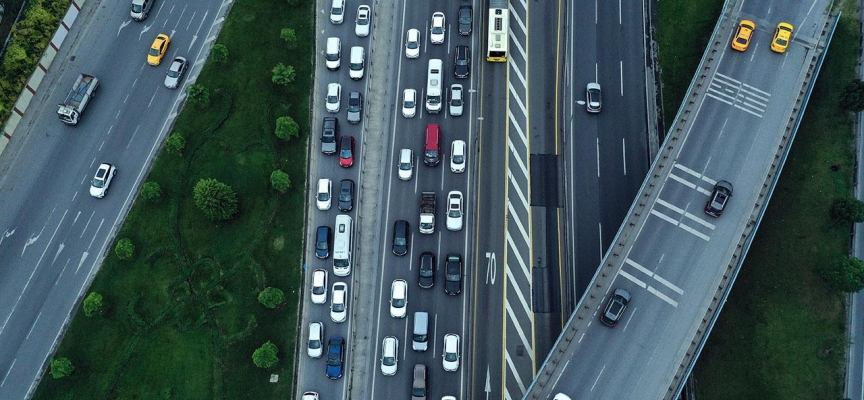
[280,28,297,48]
[165,132,186,155]
[141,182,162,202]
[193,178,239,221]
[188,84,210,105]
[115,238,135,260]
[50,357,74,379]
[211,43,228,63]
[831,197,864,223]
[840,79,864,111]
[821,256,864,293]
[271,63,296,86]
[258,287,285,309]
[83,292,104,317]
[252,341,279,368]
[274,116,299,141]
[270,170,291,193]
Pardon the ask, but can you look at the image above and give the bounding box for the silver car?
[449,84,463,117]
[164,56,187,89]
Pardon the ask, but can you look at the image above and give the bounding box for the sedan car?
[454,45,470,78]
[405,28,421,58]
[315,226,331,259]
[449,84,463,117]
[301,392,319,400]
[398,148,414,181]
[446,191,463,231]
[731,19,755,52]
[326,83,341,113]
[164,56,187,89]
[444,253,462,296]
[326,336,345,379]
[458,4,473,35]
[355,5,371,37]
[310,269,328,304]
[430,12,445,44]
[316,178,332,211]
[450,140,466,173]
[771,22,794,53]
[586,82,601,113]
[339,136,355,168]
[347,91,363,124]
[330,282,348,323]
[403,88,417,118]
[705,180,733,217]
[381,336,399,376]
[442,334,460,371]
[147,33,170,66]
[307,321,324,358]
[338,179,354,212]
[412,364,428,400]
[418,252,435,288]
[599,288,631,327]
[392,220,410,256]
[329,0,345,24]
[89,163,117,198]
[390,279,408,318]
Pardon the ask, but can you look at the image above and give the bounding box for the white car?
[316,178,332,210]
[307,321,324,358]
[446,191,463,231]
[329,0,345,24]
[403,88,417,118]
[89,163,117,198]
[390,279,408,318]
[397,148,414,181]
[301,392,319,400]
[326,83,341,113]
[164,56,187,89]
[430,12,446,44]
[442,334,460,371]
[355,5,371,37]
[381,336,399,376]
[330,282,348,323]
[450,140,466,173]
[449,84,463,117]
[405,28,421,58]
[310,269,328,304]
[553,394,573,400]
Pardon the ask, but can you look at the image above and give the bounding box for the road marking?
[678,222,710,241]
[507,82,528,118]
[0,359,16,387]
[505,298,534,358]
[509,58,528,87]
[509,5,527,35]
[655,198,684,214]
[506,232,532,283]
[508,113,528,148]
[647,286,679,307]
[507,171,530,210]
[507,139,530,180]
[624,258,684,295]
[507,202,531,245]
[684,211,715,229]
[508,30,527,61]
[504,350,529,395]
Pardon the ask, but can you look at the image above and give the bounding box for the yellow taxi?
[147,33,171,66]
[731,20,755,52]
[770,22,794,53]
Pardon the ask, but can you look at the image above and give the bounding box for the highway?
[0,1,229,398]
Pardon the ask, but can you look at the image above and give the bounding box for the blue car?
[326,336,345,379]
[315,226,331,259]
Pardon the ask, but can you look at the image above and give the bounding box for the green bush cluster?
[257,287,285,309]
[49,357,74,379]
[252,341,279,368]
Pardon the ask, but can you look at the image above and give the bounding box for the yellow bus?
[487,0,509,62]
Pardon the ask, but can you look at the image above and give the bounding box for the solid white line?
[596,137,600,177]
[622,137,627,175]
[668,173,696,189]
[507,170,530,210]
[650,209,679,225]
[684,211,715,230]
[509,5,528,34]
[619,60,624,96]
[508,30,527,61]
[505,296,534,352]
[679,222,710,241]
[507,82,529,118]
[507,139,530,180]
[655,198,684,214]
[598,223,603,260]
[506,232,532,285]
[504,349,530,395]
[652,274,684,295]
[508,112,529,148]
[590,364,606,391]
[648,285,679,307]
[507,201,531,246]
[624,258,652,276]
[619,269,647,288]
[0,359,16,387]
[673,163,701,178]
[25,312,41,340]
[509,58,528,87]
[504,387,514,400]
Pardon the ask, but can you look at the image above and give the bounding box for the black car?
[315,226,331,259]
[444,253,462,296]
[321,117,339,154]
[326,336,345,379]
[458,4,473,36]
[347,91,363,124]
[392,220,410,256]
[599,288,631,327]
[705,180,733,217]
[418,252,435,288]
[338,179,354,212]
[454,45,470,78]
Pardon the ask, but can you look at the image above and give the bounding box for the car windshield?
[449,209,461,218]
[608,301,624,315]
[451,98,462,106]
[432,26,443,34]
[309,339,321,349]
[395,237,406,246]
[358,17,368,25]
[393,298,405,307]
[318,191,329,201]
[460,14,471,24]
[341,148,351,157]
[447,272,459,281]
[132,4,143,12]
[91,178,104,188]
[456,59,468,66]
[413,333,427,342]
[413,387,426,396]
[407,41,418,49]
[312,285,325,294]
[400,162,411,170]
[776,37,788,46]
[420,268,433,277]
[404,99,415,107]
[327,354,341,365]
[149,47,160,56]
[316,240,328,250]
[348,103,359,112]
[168,67,180,78]
[332,303,344,312]
[453,155,464,164]
[340,192,351,201]
[383,355,395,365]
[445,351,457,362]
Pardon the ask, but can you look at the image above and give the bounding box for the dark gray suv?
[321,117,338,154]
[600,288,631,327]
[347,91,363,124]
[705,180,733,217]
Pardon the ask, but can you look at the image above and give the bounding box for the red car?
[339,136,355,167]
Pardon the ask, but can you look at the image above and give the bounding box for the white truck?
[419,191,436,234]
[57,73,99,125]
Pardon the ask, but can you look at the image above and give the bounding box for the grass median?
[33,0,313,398]
[658,0,856,398]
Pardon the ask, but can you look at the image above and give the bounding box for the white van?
[325,37,341,70]
[426,59,443,113]
[349,46,365,80]
[412,312,429,351]
[333,215,353,276]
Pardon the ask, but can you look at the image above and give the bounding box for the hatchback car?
[347,91,363,124]
[326,336,345,379]
[307,321,324,358]
[458,4,473,35]
[326,83,341,113]
[403,88,417,118]
[89,163,117,198]
[339,136,355,168]
[454,46,470,78]
[381,336,399,376]
[412,364,428,400]
[147,33,170,66]
[316,178,332,211]
[315,226,331,259]
[449,84,463,117]
[398,148,414,181]
[310,269,328,304]
[355,5,371,37]
[446,191,464,231]
[442,334,460,371]
[731,20,756,52]
[301,391,319,400]
[586,82,601,113]
[330,282,348,322]
[430,12,446,44]
[390,279,408,318]
[329,0,345,24]
[444,253,462,295]
[338,179,354,212]
[450,140,466,173]
[771,22,794,53]
[599,288,631,327]
[164,56,187,89]
[705,180,733,217]
[405,28,421,58]
[392,220,410,256]
[418,252,435,288]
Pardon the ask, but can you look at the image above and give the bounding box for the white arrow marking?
[118,20,132,37]
[52,243,65,265]
[189,11,208,51]
[485,366,492,399]
[76,252,89,274]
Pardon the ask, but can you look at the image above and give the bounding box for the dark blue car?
[315,226,331,259]
[326,336,345,379]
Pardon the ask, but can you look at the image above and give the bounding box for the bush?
[50,357,74,379]
[271,63,296,86]
[280,28,297,48]
[83,292,103,317]
[258,287,285,309]
[830,197,864,223]
[188,84,210,105]
[252,341,279,368]
[270,170,291,193]
[840,79,864,111]
[141,182,162,202]
[193,178,239,221]
[115,238,135,260]
[274,116,299,141]
[211,43,228,63]
[165,132,186,155]
[821,256,864,293]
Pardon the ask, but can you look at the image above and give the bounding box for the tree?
[821,256,864,293]
[193,178,239,221]
[831,197,864,223]
[252,341,279,368]
[270,170,291,193]
[188,84,210,105]
[271,63,296,86]
[280,28,297,48]
[115,238,135,260]
[211,43,228,63]
[274,116,299,141]
[840,79,864,112]
[83,292,104,317]
[50,357,74,378]
[141,182,162,202]
[166,132,186,155]
[258,287,285,309]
